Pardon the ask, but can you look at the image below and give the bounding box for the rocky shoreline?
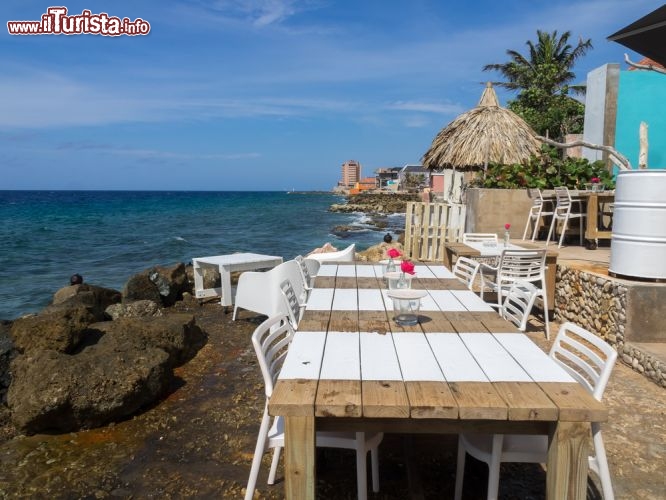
[329,192,420,240]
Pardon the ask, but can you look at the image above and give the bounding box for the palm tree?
[484,30,592,96]
[483,30,592,138]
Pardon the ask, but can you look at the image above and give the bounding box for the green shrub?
[469,148,615,190]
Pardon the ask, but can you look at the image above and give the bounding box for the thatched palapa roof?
[421,82,541,170]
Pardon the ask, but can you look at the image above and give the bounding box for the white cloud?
[387,101,464,115]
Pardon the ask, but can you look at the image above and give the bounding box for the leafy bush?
[469,148,615,190]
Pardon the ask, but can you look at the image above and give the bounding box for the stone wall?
[554,264,666,388]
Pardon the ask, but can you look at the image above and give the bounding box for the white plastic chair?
[245,314,383,500]
[522,189,554,241]
[479,249,550,339]
[462,233,498,244]
[279,279,304,329]
[462,233,500,265]
[454,322,618,500]
[546,186,587,248]
[233,260,307,321]
[452,256,481,290]
[306,243,356,263]
[294,255,320,292]
[489,280,538,332]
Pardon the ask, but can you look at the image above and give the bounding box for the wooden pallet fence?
[404,202,466,261]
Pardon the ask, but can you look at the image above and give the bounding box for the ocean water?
[0,191,405,320]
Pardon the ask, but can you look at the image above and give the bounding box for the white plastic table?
[192,253,283,306]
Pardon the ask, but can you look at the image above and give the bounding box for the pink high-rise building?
[340,160,361,188]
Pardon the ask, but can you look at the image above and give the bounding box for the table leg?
[546,420,589,499]
[284,416,315,500]
[219,265,233,307]
[443,248,454,269]
[585,193,599,243]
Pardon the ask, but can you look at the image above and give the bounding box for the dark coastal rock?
[0,321,15,406]
[52,284,122,320]
[10,305,97,354]
[7,345,171,434]
[105,300,163,320]
[7,313,205,434]
[88,314,206,368]
[123,263,190,307]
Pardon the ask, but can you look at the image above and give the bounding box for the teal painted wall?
[616,71,666,168]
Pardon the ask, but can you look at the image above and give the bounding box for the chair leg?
[454,435,466,500]
[355,432,368,500]
[540,290,550,340]
[531,216,540,241]
[370,444,380,493]
[522,213,532,240]
[545,216,557,246]
[245,408,272,500]
[486,434,504,500]
[267,446,281,485]
[558,218,568,248]
[591,423,615,500]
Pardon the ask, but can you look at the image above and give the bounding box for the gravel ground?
[0,302,664,499]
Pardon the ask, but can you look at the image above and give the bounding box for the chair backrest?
[303,258,320,280]
[554,186,574,212]
[462,233,498,244]
[497,249,547,284]
[251,314,294,398]
[294,255,313,290]
[500,281,538,332]
[452,256,480,290]
[280,279,302,328]
[549,322,618,401]
[306,243,355,263]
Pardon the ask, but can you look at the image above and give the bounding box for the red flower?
[504,223,511,230]
[591,177,600,183]
[387,248,401,259]
[400,260,415,275]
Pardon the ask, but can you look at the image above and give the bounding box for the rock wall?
[555,265,666,389]
[329,192,420,214]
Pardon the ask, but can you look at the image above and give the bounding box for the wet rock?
[10,305,97,354]
[0,322,15,405]
[7,344,171,434]
[87,314,206,368]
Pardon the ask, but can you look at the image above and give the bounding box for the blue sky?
[1,0,662,190]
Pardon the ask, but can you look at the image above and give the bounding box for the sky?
[1,0,663,191]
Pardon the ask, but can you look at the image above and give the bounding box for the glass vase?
[504,230,510,246]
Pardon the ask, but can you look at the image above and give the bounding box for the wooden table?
[268,263,606,499]
[541,190,615,249]
[443,241,557,312]
[575,191,615,249]
[192,253,283,306]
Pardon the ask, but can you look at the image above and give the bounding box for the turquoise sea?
[0,191,405,320]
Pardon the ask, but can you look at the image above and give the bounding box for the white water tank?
[609,169,666,280]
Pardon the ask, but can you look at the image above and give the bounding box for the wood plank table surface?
[443,241,558,312]
[268,262,606,499]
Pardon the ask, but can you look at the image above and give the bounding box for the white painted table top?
[280,331,575,384]
[193,253,282,266]
[464,241,525,256]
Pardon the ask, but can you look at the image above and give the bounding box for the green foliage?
[469,149,615,190]
[484,30,592,140]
